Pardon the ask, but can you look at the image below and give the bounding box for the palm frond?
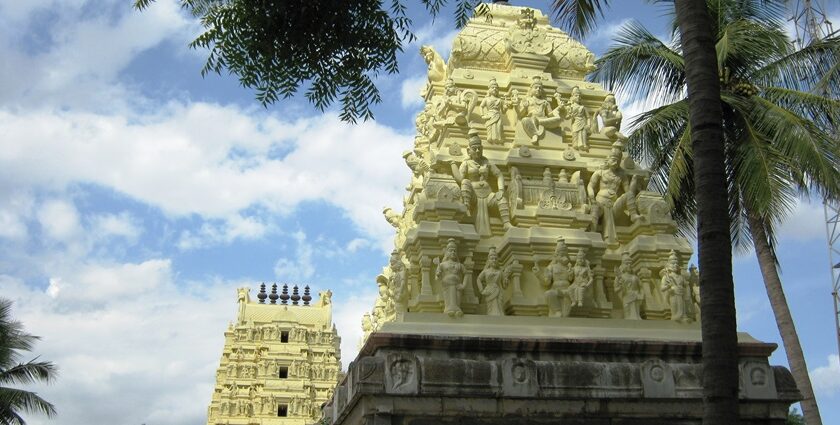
[750,35,840,98]
[716,18,789,79]
[749,95,840,202]
[590,20,685,106]
[0,361,57,386]
[551,0,612,39]
[0,387,57,420]
[760,86,840,130]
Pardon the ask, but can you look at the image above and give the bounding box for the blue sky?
[1,1,838,424]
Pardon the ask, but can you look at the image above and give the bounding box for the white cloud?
[2,261,249,425]
[0,0,194,112]
[331,290,378,370]
[274,230,315,281]
[0,104,410,251]
[810,354,840,396]
[778,199,830,243]
[413,21,459,57]
[178,214,271,250]
[585,18,631,50]
[37,199,81,242]
[90,212,142,241]
[346,238,372,253]
[401,74,427,109]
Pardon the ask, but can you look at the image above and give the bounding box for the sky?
[1,1,839,424]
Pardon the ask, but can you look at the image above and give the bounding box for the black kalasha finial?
[257,283,267,303]
[302,285,312,306]
[291,285,301,305]
[269,283,279,304]
[280,284,290,305]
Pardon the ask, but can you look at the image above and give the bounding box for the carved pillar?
[508,260,524,298]
[413,255,443,312]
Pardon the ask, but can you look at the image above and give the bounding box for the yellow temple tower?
[206,283,341,425]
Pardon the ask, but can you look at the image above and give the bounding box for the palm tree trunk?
[747,212,822,425]
[673,1,739,424]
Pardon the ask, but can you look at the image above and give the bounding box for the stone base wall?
[325,325,799,425]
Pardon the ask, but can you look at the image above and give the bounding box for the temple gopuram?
[332,3,800,425]
[206,284,342,425]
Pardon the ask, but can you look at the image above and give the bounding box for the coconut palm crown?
[590,1,840,424]
[0,299,57,425]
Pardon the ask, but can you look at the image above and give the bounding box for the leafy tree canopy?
[134,0,479,122]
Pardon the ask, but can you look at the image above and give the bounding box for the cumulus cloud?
[3,261,249,425]
[274,230,316,281]
[331,290,378,370]
[401,74,428,109]
[810,354,840,396]
[37,199,82,242]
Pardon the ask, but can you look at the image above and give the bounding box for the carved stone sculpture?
[476,247,508,316]
[586,142,642,244]
[569,248,593,307]
[594,93,626,140]
[613,252,643,320]
[434,78,476,127]
[660,251,694,323]
[434,239,469,317]
[456,130,512,235]
[514,76,562,144]
[420,45,447,83]
[480,78,505,144]
[559,86,589,150]
[389,251,409,314]
[534,237,573,317]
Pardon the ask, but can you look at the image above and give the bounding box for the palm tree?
[554,0,739,422]
[590,2,840,424]
[0,299,57,425]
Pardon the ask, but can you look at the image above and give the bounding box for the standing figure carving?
[389,250,409,314]
[660,250,694,323]
[434,239,469,317]
[586,142,642,244]
[476,247,508,316]
[533,237,573,317]
[513,76,562,144]
[569,248,593,307]
[613,252,643,320]
[456,130,512,236]
[480,78,505,144]
[560,86,589,150]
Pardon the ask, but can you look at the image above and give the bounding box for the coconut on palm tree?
[0,299,57,425]
[590,1,840,424]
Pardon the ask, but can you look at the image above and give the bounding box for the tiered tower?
[334,4,799,425]
[365,3,694,339]
[206,284,342,425]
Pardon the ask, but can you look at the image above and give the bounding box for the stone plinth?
[326,314,799,425]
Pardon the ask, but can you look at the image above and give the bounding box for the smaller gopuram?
[206,284,342,425]
[329,3,799,425]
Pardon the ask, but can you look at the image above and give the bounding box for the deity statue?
[612,252,643,320]
[559,86,590,150]
[586,141,642,244]
[689,264,701,318]
[660,250,694,323]
[533,237,573,317]
[455,129,512,236]
[509,166,523,214]
[476,247,508,316]
[434,238,469,317]
[420,45,447,83]
[593,93,626,140]
[513,76,563,144]
[434,78,475,126]
[479,78,505,144]
[569,248,593,307]
[389,250,409,313]
[372,277,394,325]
